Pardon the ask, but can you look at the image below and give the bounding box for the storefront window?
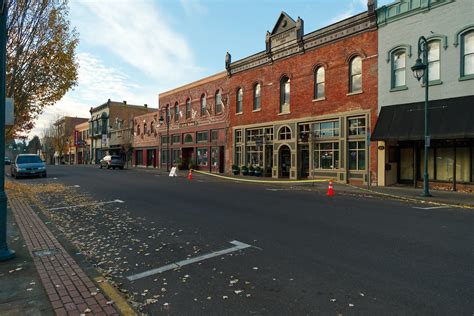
[420,148,435,180]
[279,126,291,140]
[161,136,169,144]
[246,128,264,142]
[172,134,181,144]
[313,120,339,138]
[197,148,208,166]
[348,117,366,136]
[172,149,180,164]
[161,149,169,164]
[235,130,242,143]
[456,147,471,183]
[349,141,366,170]
[265,128,273,142]
[211,130,219,141]
[235,146,242,167]
[197,131,208,143]
[313,142,339,169]
[135,150,143,165]
[184,133,193,143]
[436,147,454,181]
[211,147,219,167]
[246,145,263,167]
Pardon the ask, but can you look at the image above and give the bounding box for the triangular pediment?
[271,12,296,35]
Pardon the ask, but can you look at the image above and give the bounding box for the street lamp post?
[0,0,15,261]
[411,36,431,197]
[159,105,170,172]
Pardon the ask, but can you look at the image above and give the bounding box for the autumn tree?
[7,0,79,138]
[27,135,41,154]
[41,126,55,164]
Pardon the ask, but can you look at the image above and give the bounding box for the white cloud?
[75,0,202,85]
[27,53,157,139]
[329,0,367,24]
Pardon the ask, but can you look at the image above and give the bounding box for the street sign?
[101,134,107,146]
[5,98,13,127]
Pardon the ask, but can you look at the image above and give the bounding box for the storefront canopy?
[372,96,474,141]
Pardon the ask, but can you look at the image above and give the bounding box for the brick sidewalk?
[10,197,119,315]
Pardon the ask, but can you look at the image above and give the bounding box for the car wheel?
[100,165,103,169]
[11,173,15,179]
[107,165,110,169]
[119,166,124,170]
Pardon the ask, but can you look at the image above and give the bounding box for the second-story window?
[174,102,179,122]
[143,122,147,134]
[428,40,440,82]
[236,88,243,113]
[314,67,325,99]
[391,49,406,88]
[462,31,474,77]
[215,90,222,114]
[280,76,290,113]
[200,94,207,116]
[186,98,191,119]
[349,56,362,93]
[253,83,261,111]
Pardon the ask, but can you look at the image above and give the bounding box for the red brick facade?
[133,72,229,172]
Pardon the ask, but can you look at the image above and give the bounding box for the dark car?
[4,156,11,165]
[11,154,47,178]
[99,155,124,170]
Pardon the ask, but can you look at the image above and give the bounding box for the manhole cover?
[32,248,61,257]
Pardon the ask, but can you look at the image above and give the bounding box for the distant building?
[74,121,90,164]
[88,100,156,164]
[372,0,474,190]
[53,116,88,165]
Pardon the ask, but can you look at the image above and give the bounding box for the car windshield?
[17,156,43,164]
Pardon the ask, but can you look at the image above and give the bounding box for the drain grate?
[32,248,61,257]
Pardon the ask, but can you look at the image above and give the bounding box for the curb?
[192,170,330,184]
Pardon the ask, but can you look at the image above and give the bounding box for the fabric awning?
[371,96,474,141]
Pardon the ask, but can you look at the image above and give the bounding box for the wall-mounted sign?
[179,121,198,128]
[378,145,385,150]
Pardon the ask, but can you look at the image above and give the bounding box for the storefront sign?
[169,167,177,177]
[179,121,198,128]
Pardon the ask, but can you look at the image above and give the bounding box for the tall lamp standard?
[0,0,15,261]
[411,36,431,197]
[159,105,170,172]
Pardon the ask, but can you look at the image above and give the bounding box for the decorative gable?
[266,12,304,53]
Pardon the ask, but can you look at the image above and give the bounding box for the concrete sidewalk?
[1,194,122,315]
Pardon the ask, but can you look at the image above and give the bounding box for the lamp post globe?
[411,58,426,81]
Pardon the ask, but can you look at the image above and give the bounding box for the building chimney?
[123,100,127,105]
[144,104,148,108]
[368,0,377,14]
[107,98,111,106]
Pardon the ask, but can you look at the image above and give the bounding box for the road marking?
[412,206,450,210]
[127,240,252,281]
[46,199,124,211]
[266,188,290,191]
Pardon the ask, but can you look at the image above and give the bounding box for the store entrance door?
[182,147,194,169]
[279,145,291,178]
[300,146,309,178]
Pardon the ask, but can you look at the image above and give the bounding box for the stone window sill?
[252,108,261,112]
[390,86,408,92]
[235,112,243,116]
[422,80,443,87]
[312,97,326,102]
[459,74,474,81]
[278,111,291,116]
[347,90,363,96]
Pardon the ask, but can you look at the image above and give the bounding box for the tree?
[27,135,41,154]
[41,127,55,164]
[7,0,79,138]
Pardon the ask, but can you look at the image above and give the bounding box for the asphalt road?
[13,165,474,315]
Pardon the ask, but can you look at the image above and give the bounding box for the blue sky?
[29,0,393,137]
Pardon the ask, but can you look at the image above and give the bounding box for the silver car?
[99,155,124,169]
[11,154,47,178]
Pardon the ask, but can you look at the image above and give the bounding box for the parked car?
[99,155,124,170]
[11,154,47,178]
[4,156,11,165]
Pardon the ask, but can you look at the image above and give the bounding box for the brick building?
[225,3,378,182]
[89,100,156,163]
[74,121,90,164]
[132,72,228,172]
[53,116,88,165]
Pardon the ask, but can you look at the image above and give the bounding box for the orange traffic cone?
[188,169,193,181]
[327,180,334,196]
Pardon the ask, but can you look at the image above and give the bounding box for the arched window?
[253,83,261,111]
[200,94,207,116]
[166,104,170,121]
[427,40,441,82]
[279,126,291,140]
[236,88,243,113]
[391,49,406,88]
[143,122,147,134]
[215,90,222,114]
[174,102,179,122]
[186,98,191,119]
[150,121,155,134]
[280,76,290,113]
[136,124,141,136]
[462,31,474,77]
[349,56,362,93]
[314,67,325,99]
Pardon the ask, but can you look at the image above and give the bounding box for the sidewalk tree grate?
[32,248,61,257]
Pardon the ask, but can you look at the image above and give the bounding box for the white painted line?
[412,206,450,210]
[266,188,290,191]
[46,199,124,211]
[127,240,252,281]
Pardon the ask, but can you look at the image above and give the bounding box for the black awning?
[371,96,474,141]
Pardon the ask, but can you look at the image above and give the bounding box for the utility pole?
[0,0,15,261]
